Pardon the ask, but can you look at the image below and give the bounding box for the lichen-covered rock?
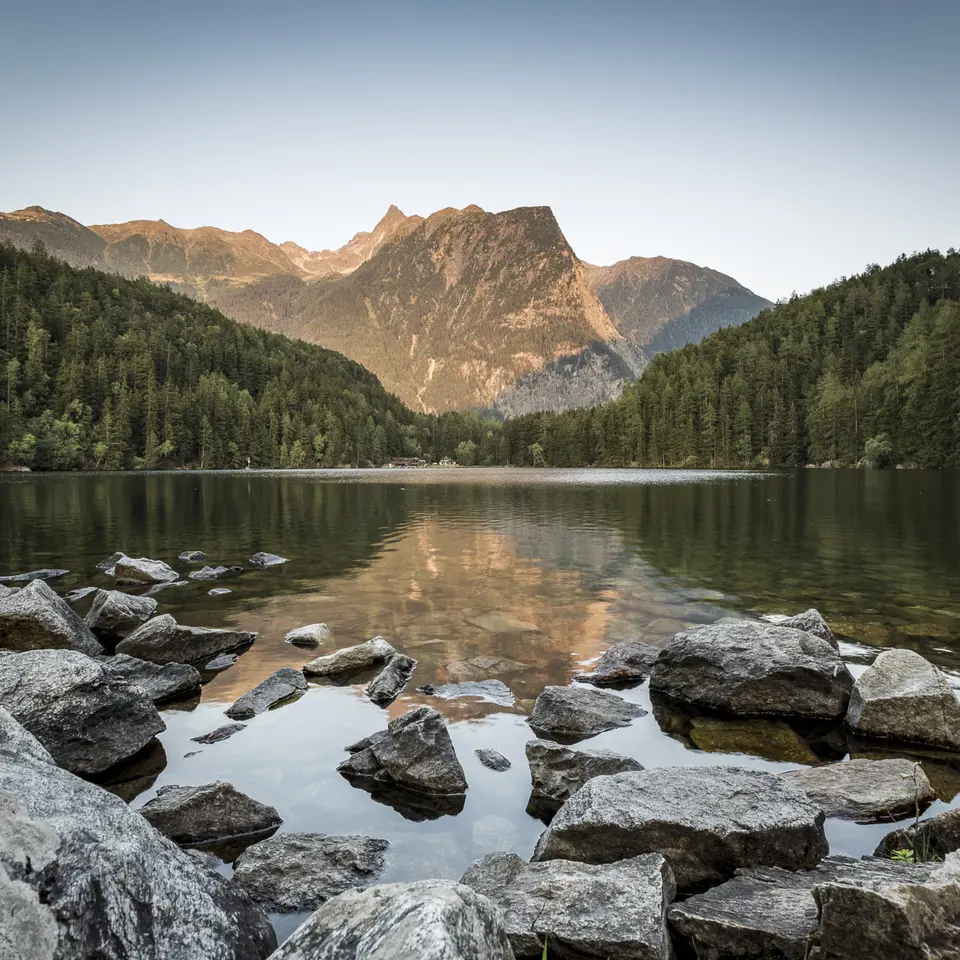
[0,712,276,960]
[303,636,396,677]
[116,614,256,665]
[248,552,287,568]
[781,758,935,822]
[846,648,960,750]
[113,557,180,585]
[84,589,157,647]
[269,880,515,960]
[528,684,645,740]
[461,852,675,959]
[476,748,511,771]
[0,650,164,775]
[0,579,102,655]
[526,738,643,808]
[99,653,201,704]
[532,766,828,893]
[225,668,307,720]
[575,640,661,686]
[366,654,417,707]
[285,623,330,647]
[876,807,960,860]
[649,620,853,719]
[233,833,389,912]
[777,608,837,648]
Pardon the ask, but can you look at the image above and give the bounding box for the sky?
[1,0,958,300]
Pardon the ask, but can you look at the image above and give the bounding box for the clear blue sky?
[2,0,957,299]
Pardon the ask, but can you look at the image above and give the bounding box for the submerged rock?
[781,758,935,822]
[476,748,511,771]
[461,851,675,960]
[116,614,256,665]
[532,765,828,893]
[444,655,530,683]
[178,550,209,563]
[191,723,247,745]
[84,589,157,647]
[0,712,276,960]
[0,568,68,582]
[188,565,232,581]
[649,620,854,719]
[0,579,103,655]
[528,684,645,741]
[208,587,232,597]
[0,649,164,775]
[846,648,960,750]
[113,556,180,585]
[100,653,202,704]
[418,679,516,706]
[225,668,308,720]
[233,833,390,912]
[303,636,396,677]
[139,781,282,847]
[248,552,287,568]
[269,880,514,960]
[285,623,330,647]
[575,640,661,687]
[366,654,417,707]
[526,738,643,810]
[875,807,960,860]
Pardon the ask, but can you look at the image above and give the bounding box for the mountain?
[584,256,772,356]
[0,206,107,270]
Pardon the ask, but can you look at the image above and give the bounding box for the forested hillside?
[0,244,495,470]
[500,250,960,468]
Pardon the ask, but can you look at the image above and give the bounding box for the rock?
[668,854,948,960]
[876,807,960,860]
[178,550,209,562]
[0,650,164,775]
[116,614,257,665]
[781,758,935,822]
[0,579,103,655]
[248,552,287,568]
[649,620,854,719]
[99,653,202,704]
[208,587,232,597]
[144,579,188,595]
[204,652,239,671]
[526,738,643,810]
[0,714,276,959]
[419,680,516,706]
[476,748,511,771]
[63,586,97,605]
[188,565,232,581]
[575,640,661,687]
[192,723,247,745]
[461,852,675,959]
[367,654,417,706]
[532,766,828,893]
[0,568,68,582]
[777,608,837,648]
[225,667,308,720]
[113,556,180,585]
[445,655,530,683]
[303,636,396,677]
[269,880,514,960]
[0,585,16,601]
[96,551,127,574]
[233,833,389,912]
[338,705,468,796]
[84,589,157,646]
[528,684,645,741]
[0,705,55,765]
[285,623,330,646]
[846,648,960,750]
[139,781,282,847]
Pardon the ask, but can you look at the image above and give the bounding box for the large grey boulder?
[113,557,180,585]
[781,758,935,822]
[532,766,828,892]
[303,636,396,677]
[0,650,164,775]
[528,684,645,741]
[876,807,960,860]
[649,620,854,719]
[846,648,960,750]
[100,653,201,704]
[225,667,307,719]
[461,851,675,959]
[778,608,837,648]
[338,705,468,796]
[575,640,661,687]
[526,738,643,810]
[270,880,515,960]
[366,654,417,707]
[84,589,158,647]
[0,712,276,959]
[116,614,257,665]
[139,781,282,847]
[285,623,330,647]
[233,832,389,912]
[0,579,102,655]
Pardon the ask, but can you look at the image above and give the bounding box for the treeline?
[502,249,960,468]
[0,243,496,470]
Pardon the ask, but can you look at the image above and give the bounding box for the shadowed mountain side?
[0,206,108,270]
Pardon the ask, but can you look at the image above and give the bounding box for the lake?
[3,467,960,942]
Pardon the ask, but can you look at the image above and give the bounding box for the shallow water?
[3,467,960,942]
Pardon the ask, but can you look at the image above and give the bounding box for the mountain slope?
[0,206,108,270]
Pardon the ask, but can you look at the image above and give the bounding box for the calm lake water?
[3,467,960,942]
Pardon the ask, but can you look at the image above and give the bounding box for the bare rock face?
[575,640,661,687]
[0,579,103,655]
[876,808,960,860]
[285,623,330,647]
[84,589,157,647]
[116,614,256,665]
[528,684,646,741]
[303,636,396,677]
[461,851,675,959]
[532,766,828,893]
[99,653,202,704]
[846,648,960,750]
[233,833,389,912]
[781,758,935,822]
[225,668,308,720]
[113,557,180,585]
[366,654,417,707]
[269,880,515,960]
[0,650,164,775]
[649,620,854,719]
[139,781,282,847]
